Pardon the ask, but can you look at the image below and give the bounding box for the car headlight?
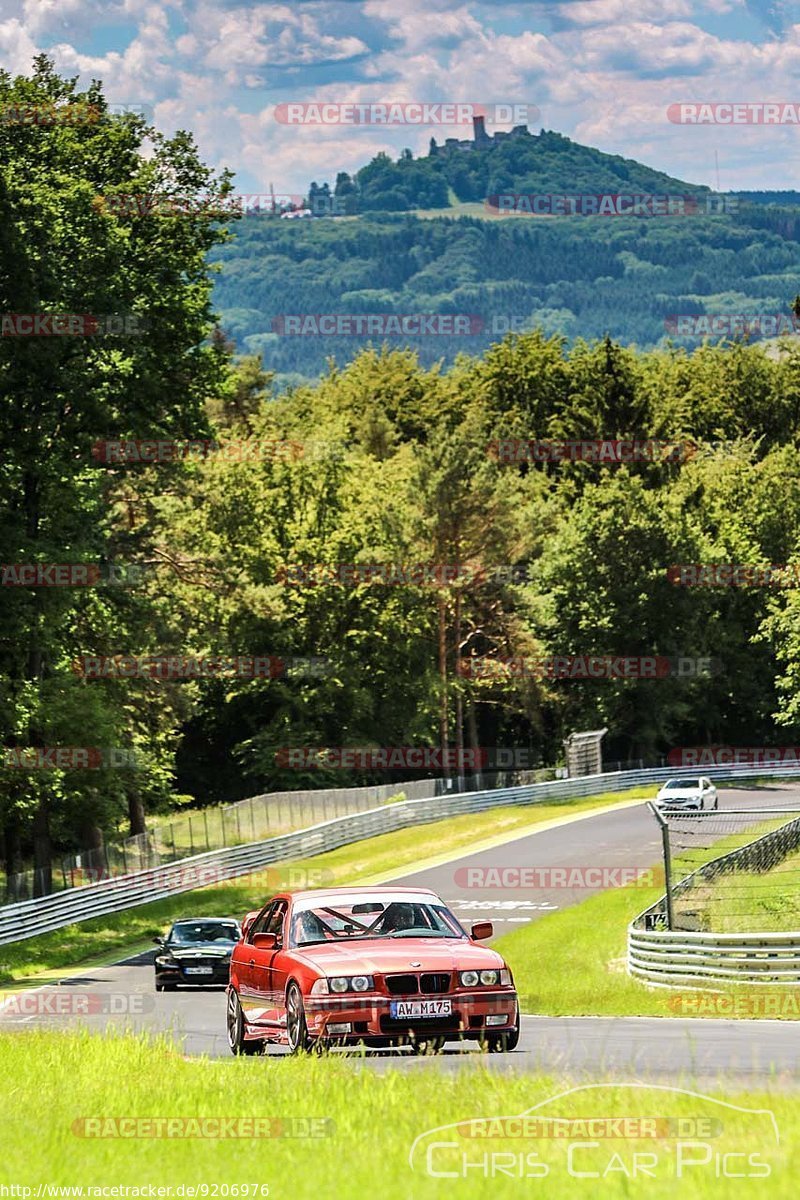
[460,969,509,987]
[328,975,374,993]
[310,978,329,996]
[155,956,177,967]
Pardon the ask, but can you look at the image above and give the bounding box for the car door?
[265,902,292,1035]
[238,901,280,1025]
[245,900,288,1030]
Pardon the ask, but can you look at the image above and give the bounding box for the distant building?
[429,116,531,156]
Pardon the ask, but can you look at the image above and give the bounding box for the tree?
[0,57,235,890]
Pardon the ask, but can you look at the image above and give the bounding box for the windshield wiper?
[387,930,450,938]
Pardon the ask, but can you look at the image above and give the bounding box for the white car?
[655,777,718,810]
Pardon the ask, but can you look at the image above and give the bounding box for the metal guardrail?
[628,928,800,985]
[2,760,799,948]
[629,799,800,986]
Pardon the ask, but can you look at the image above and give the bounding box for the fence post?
[650,801,674,930]
[250,798,256,841]
[204,808,210,851]
[188,816,195,857]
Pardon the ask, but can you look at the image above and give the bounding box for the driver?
[382,902,419,933]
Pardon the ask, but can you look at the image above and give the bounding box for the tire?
[484,1024,520,1053]
[227,988,264,1056]
[412,1035,446,1055]
[483,1005,520,1053]
[156,980,176,992]
[285,982,313,1055]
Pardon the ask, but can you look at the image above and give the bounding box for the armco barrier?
[629,805,800,986]
[628,927,800,986]
[2,762,799,947]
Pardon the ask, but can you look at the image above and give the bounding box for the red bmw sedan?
[226,886,519,1055]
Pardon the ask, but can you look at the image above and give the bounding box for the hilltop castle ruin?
[429,115,530,155]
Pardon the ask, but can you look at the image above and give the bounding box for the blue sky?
[2,0,800,194]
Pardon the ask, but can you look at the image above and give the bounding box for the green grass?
[688,843,800,933]
[0,789,649,985]
[494,812,800,1020]
[0,1030,795,1197]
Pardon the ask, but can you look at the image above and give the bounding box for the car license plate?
[390,999,452,1019]
[184,966,214,975]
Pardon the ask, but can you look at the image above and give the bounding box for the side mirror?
[253,932,279,949]
[471,921,493,941]
[152,936,164,947]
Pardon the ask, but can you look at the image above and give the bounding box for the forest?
[5,61,800,890]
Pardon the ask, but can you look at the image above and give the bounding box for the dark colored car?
[154,917,242,990]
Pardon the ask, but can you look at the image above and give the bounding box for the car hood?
[291,937,505,975]
[657,789,700,800]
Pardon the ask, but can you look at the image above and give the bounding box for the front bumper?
[303,989,518,1042]
[155,961,231,986]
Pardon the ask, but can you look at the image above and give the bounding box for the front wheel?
[412,1035,445,1055]
[484,1025,520,1053]
[286,983,314,1054]
[227,988,264,1056]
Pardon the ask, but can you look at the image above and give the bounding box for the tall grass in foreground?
[0,1030,796,1198]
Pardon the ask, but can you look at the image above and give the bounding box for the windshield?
[168,921,240,946]
[664,779,699,790]
[290,898,464,946]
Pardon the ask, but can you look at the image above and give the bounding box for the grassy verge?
[0,789,650,985]
[495,813,800,1019]
[690,844,800,933]
[0,1030,794,1197]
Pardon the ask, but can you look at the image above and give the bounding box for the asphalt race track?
[3,783,800,1085]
